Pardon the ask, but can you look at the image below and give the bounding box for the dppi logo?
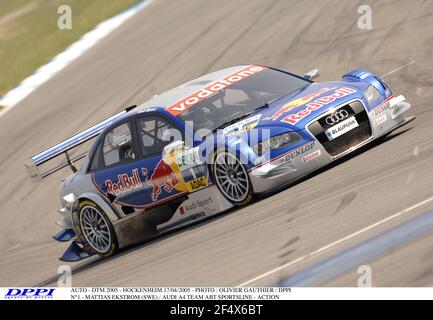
[5,288,55,299]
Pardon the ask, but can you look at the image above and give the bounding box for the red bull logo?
[145,160,182,201]
[267,87,334,121]
[105,169,142,195]
[281,87,357,125]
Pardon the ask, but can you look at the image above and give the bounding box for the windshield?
[178,68,310,134]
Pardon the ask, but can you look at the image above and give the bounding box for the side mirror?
[304,69,320,81]
[163,140,184,156]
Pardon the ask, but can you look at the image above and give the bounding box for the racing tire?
[78,200,118,257]
[212,150,254,207]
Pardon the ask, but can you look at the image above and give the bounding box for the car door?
[134,114,191,205]
[90,120,146,208]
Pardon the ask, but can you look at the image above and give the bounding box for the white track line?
[237,195,433,287]
[0,2,37,27]
[382,61,415,78]
[0,0,153,117]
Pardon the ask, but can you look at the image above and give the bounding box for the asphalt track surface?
[1,0,433,287]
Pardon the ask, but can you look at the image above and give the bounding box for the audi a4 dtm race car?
[25,65,414,261]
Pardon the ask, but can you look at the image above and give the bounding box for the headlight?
[364,85,381,104]
[62,193,77,210]
[62,193,77,204]
[253,132,301,155]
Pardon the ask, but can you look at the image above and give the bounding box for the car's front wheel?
[212,150,253,206]
[78,200,118,257]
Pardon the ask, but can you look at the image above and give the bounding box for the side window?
[89,142,103,171]
[101,122,136,167]
[136,116,181,157]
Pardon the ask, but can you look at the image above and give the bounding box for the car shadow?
[36,125,414,286]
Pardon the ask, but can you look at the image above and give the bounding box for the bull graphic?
[143,160,182,201]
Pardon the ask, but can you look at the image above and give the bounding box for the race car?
[25,65,414,261]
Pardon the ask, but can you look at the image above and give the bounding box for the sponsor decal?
[101,147,207,203]
[105,169,142,196]
[302,149,321,162]
[282,142,315,163]
[4,288,55,299]
[373,101,390,116]
[374,114,387,126]
[266,87,335,121]
[181,197,214,213]
[166,65,268,116]
[186,176,208,192]
[179,206,186,215]
[369,96,396,115]
[222,114,261,136]
[111,133,131,146]
[145,160,183,201]
[176,147,202,170]
[281,87,357,125]
[325,116,359,140]
[138,107,159,113]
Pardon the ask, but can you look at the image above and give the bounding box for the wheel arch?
[72,193,119,256]
[207,137,256,167]
[73,192,120,223]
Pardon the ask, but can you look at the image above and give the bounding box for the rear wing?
[25,107,135,183]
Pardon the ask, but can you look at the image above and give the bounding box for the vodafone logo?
[281,87,357,125]
[167,65,268,116]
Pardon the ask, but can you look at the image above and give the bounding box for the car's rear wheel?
[78,200,118,257]
[212,150,253,206]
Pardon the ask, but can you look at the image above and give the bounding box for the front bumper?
[249,140,332,193]
[249,95,413,194]
[54,194,96,262]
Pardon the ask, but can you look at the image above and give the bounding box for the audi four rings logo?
[325,110,349,125]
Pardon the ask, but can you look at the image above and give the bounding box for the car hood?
[255,81,365,131]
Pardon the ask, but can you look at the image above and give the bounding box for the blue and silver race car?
[25,65,414,261]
